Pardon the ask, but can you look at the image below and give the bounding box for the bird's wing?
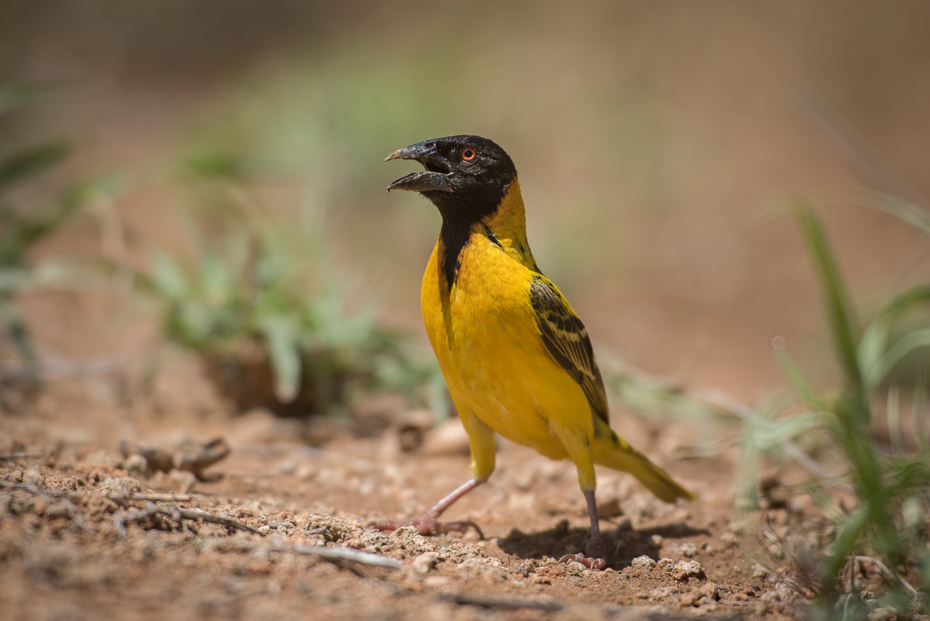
[529,275,609,425]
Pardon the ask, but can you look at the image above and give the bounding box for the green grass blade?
[754,411,826,450]
[774,348,827,412]
[915,370,928,455]
[794,199,864,398]
[866,327,930,388]
[805,187,930,241]
[886,386,903,457]
[822,504,870,594]
[858,285,930,389]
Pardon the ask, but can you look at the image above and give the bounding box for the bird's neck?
[477,178,539,271]
[436,178,539,289]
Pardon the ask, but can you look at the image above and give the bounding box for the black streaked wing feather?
[529,275,609,425]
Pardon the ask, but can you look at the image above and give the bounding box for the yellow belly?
[421,234,594,462]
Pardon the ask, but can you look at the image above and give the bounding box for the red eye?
[462,147,476,161]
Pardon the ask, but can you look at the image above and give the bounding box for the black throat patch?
[439,218,470,289]
[435,181,510,288]
[437,209,509,288]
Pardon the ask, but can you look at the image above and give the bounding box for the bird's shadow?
[495,519,711,570]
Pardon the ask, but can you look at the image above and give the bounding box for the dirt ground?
[0,354,814,621]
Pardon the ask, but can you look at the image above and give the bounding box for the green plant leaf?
[866,328,930,388]
[752,411,826,450]
[822,504,870,593]
[258,313,302,403]
[794,200,864,400]
[149,252,189,300]
[807,187,930,241]
[0,142,69,188]
[858,285,930,389]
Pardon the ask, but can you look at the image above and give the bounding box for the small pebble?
[648,585,680,600]
[124,454,148,475]
[700,582,719,600]
[411,553,438,574]
[631,555,656,571]
[23,469,45,488]
[671,560,705,581]
[649,534,664,549]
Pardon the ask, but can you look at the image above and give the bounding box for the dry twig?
[105,492,192,503]
[109,496,263,536]
[291,544,402,569]
[853,556,920,598]
[175,507,263,535]
[438,593,562,612]
[202,537,402,570]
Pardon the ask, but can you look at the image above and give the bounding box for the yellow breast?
[421,232,594,460]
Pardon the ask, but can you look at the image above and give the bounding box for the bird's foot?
[367,515,484,539]
[558,536,607,570]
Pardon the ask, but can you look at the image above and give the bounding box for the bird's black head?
[385,135,517,223]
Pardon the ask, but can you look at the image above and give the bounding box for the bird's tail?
[590,426,696,503]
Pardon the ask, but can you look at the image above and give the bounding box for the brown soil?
[1,360,807,621]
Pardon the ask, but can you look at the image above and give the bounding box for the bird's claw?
[558,552,607,571]
[367,516,484,539]
[559,535,607,570]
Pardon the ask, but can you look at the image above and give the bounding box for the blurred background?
[6,3,930,609]
[3,0,930,406]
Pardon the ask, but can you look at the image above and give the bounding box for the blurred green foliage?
[0,81,117,372]
[136,146,444,417]
[735,194,930,617]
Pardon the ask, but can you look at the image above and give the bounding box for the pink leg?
[559,490,607,570]
[368,478,485,538]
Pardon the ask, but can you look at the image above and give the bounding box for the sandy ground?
[0,356,813,621]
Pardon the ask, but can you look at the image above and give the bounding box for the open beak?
[385,140,454,193]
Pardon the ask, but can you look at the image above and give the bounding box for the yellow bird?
[373,135,694,569]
